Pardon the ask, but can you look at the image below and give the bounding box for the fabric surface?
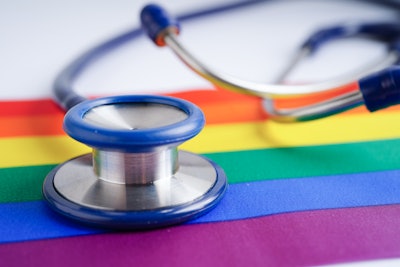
[1,88,400,266]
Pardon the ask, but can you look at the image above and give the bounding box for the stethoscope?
[43,0,400,229]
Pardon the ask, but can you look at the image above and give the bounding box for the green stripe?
[0,165,55,203]
[1,138,400,204]
[205,138,400,183]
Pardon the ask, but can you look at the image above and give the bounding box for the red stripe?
[0,99,63,117]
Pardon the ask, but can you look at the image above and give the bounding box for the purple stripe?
[2,204,400,267]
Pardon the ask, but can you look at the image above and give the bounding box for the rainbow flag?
[1,88,400,266]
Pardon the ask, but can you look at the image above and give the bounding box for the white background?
[0,0,397,100]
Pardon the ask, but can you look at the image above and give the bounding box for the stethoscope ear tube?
[359,66,400,112]
[302,22,400,55]
[140,3,400,122]
[140,4,180,46]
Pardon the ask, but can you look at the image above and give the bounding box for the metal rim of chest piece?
[42,95,227,229]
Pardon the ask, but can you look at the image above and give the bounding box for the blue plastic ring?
[43,154,227,230]
[63,95,205,151]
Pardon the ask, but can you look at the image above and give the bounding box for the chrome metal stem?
[93,147,178,185]
[263,90,365,122]
[163,31,398,121]
[164,32,397,98]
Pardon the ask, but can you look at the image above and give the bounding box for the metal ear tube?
[140,4,400,122]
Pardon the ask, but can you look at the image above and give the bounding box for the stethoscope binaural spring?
[140,3,400,122]
[43,0,400,229]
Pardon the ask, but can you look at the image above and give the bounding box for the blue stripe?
[1,169,400,243]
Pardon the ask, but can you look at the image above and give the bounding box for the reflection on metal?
[53,152,217,211]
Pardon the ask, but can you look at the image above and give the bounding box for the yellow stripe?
[1,111,400,168]
[1,137,90,168]
[187,110,400,153]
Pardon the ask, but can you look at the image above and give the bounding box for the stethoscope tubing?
[53,0,268,111]
[54,0,400,122]
[162,32,399,121]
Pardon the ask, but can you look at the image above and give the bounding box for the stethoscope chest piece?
[43,95,227,229]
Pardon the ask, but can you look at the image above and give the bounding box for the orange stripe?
[0,114,64,137]
[0,89,267,137]
[1,88,400,137]
[273,82,358,108]
[3,86,400,118]
[179,87,400,117]
[0,96,264,137]
[170,89,268,124]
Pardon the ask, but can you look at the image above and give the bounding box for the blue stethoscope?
[43,0,400,229]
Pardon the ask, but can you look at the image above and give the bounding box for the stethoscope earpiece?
[43,95,227,229]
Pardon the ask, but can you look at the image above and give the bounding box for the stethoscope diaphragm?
[43,95,227,229]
